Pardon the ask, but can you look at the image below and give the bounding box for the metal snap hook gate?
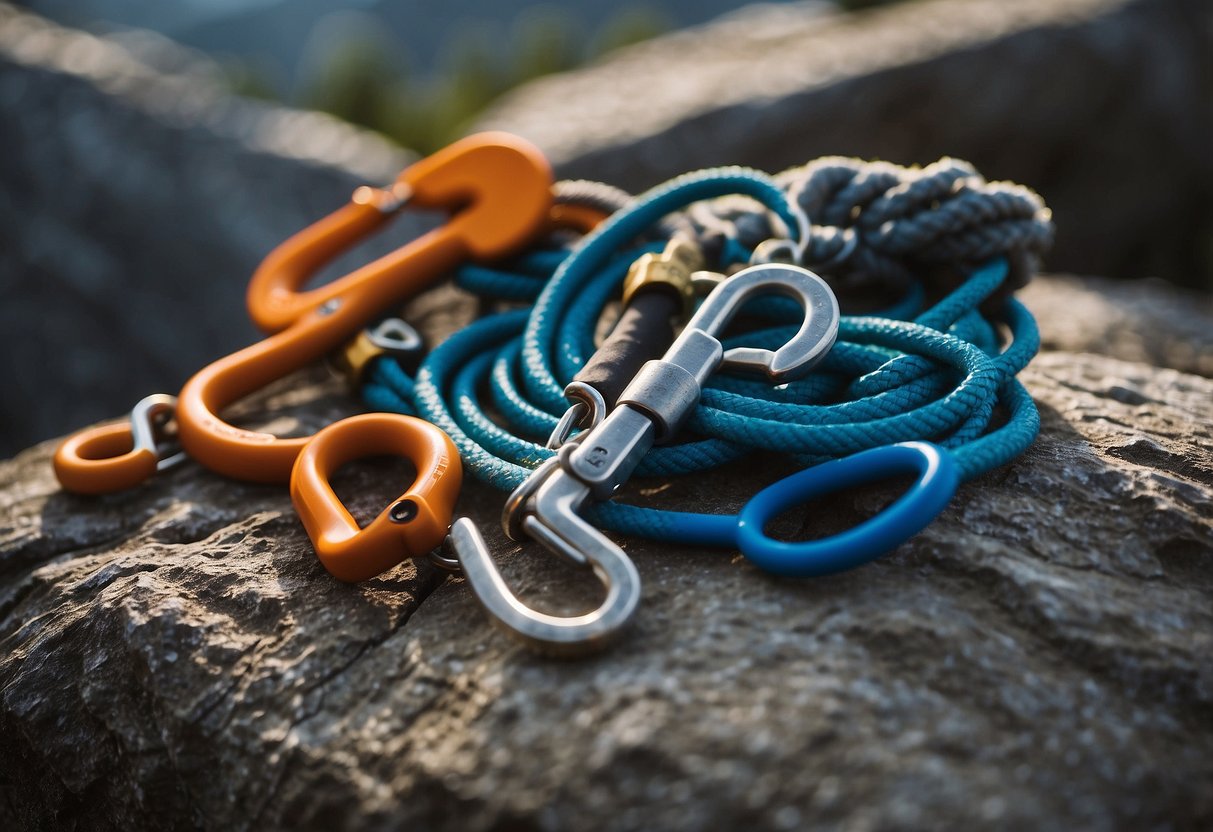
[448,262,841,649]
[291,413,640,657]
[53,393,185,495]
[175,132,556,485]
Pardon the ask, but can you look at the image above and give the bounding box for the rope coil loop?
[363,156,1054,575]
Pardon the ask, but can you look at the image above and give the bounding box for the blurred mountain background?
[15,0,885,153]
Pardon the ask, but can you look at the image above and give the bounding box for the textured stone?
[2,273,1212,830]
[1023,274,1213,378]
[3,2,1213,828]
[477,0,1213,290]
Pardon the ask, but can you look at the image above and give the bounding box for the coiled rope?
[363,158,1052,546]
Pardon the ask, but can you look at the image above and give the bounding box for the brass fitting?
[332,330,384,387]
[621,236,706,316]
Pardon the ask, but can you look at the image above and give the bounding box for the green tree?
[223,58,279,102]
[302,36,401,131]
[512,6,581,84]
[591,5,670,59]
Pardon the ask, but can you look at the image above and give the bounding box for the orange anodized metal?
[54,393,182,495]
[52,132,602,496]
[54,422,157,495]
[290,413,462,582]
[174,131,552,484]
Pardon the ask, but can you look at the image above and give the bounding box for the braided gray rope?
[687,156,1054,300]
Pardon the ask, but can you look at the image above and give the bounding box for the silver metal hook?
[454,264,839,655]
[545,381,607,450]
[448,461,641,657]
[685,263,838,379]
[130,393,187,472]
[749,200,812,267]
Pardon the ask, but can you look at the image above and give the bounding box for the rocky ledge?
[2,0,1211,827]
[1,273,1211,830]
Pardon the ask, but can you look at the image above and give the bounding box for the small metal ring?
[427,544,464,574]
[501,456,563,542]
[750,200,812,266]
[366,318,424,356]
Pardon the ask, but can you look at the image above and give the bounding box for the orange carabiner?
[175,132,553,484]
[246,132,548,333]
[290,414,462,582]
[51,134,605,497]
[53,394,183,495]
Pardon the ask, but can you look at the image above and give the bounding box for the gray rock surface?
[477,0,1213,291]
[1022,275,1213,378]
[3,1,1212,828]
[2,275,1212,830]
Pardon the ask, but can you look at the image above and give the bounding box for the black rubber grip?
[575,290,680,407]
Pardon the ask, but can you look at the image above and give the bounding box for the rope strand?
[362,157,1053,546]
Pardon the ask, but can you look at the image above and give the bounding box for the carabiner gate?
[290,414,639,658]
[53,393,185,495]
[450,263,840,651]
[176,132,555,484]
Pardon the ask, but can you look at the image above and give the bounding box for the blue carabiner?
[659,441,959,577]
